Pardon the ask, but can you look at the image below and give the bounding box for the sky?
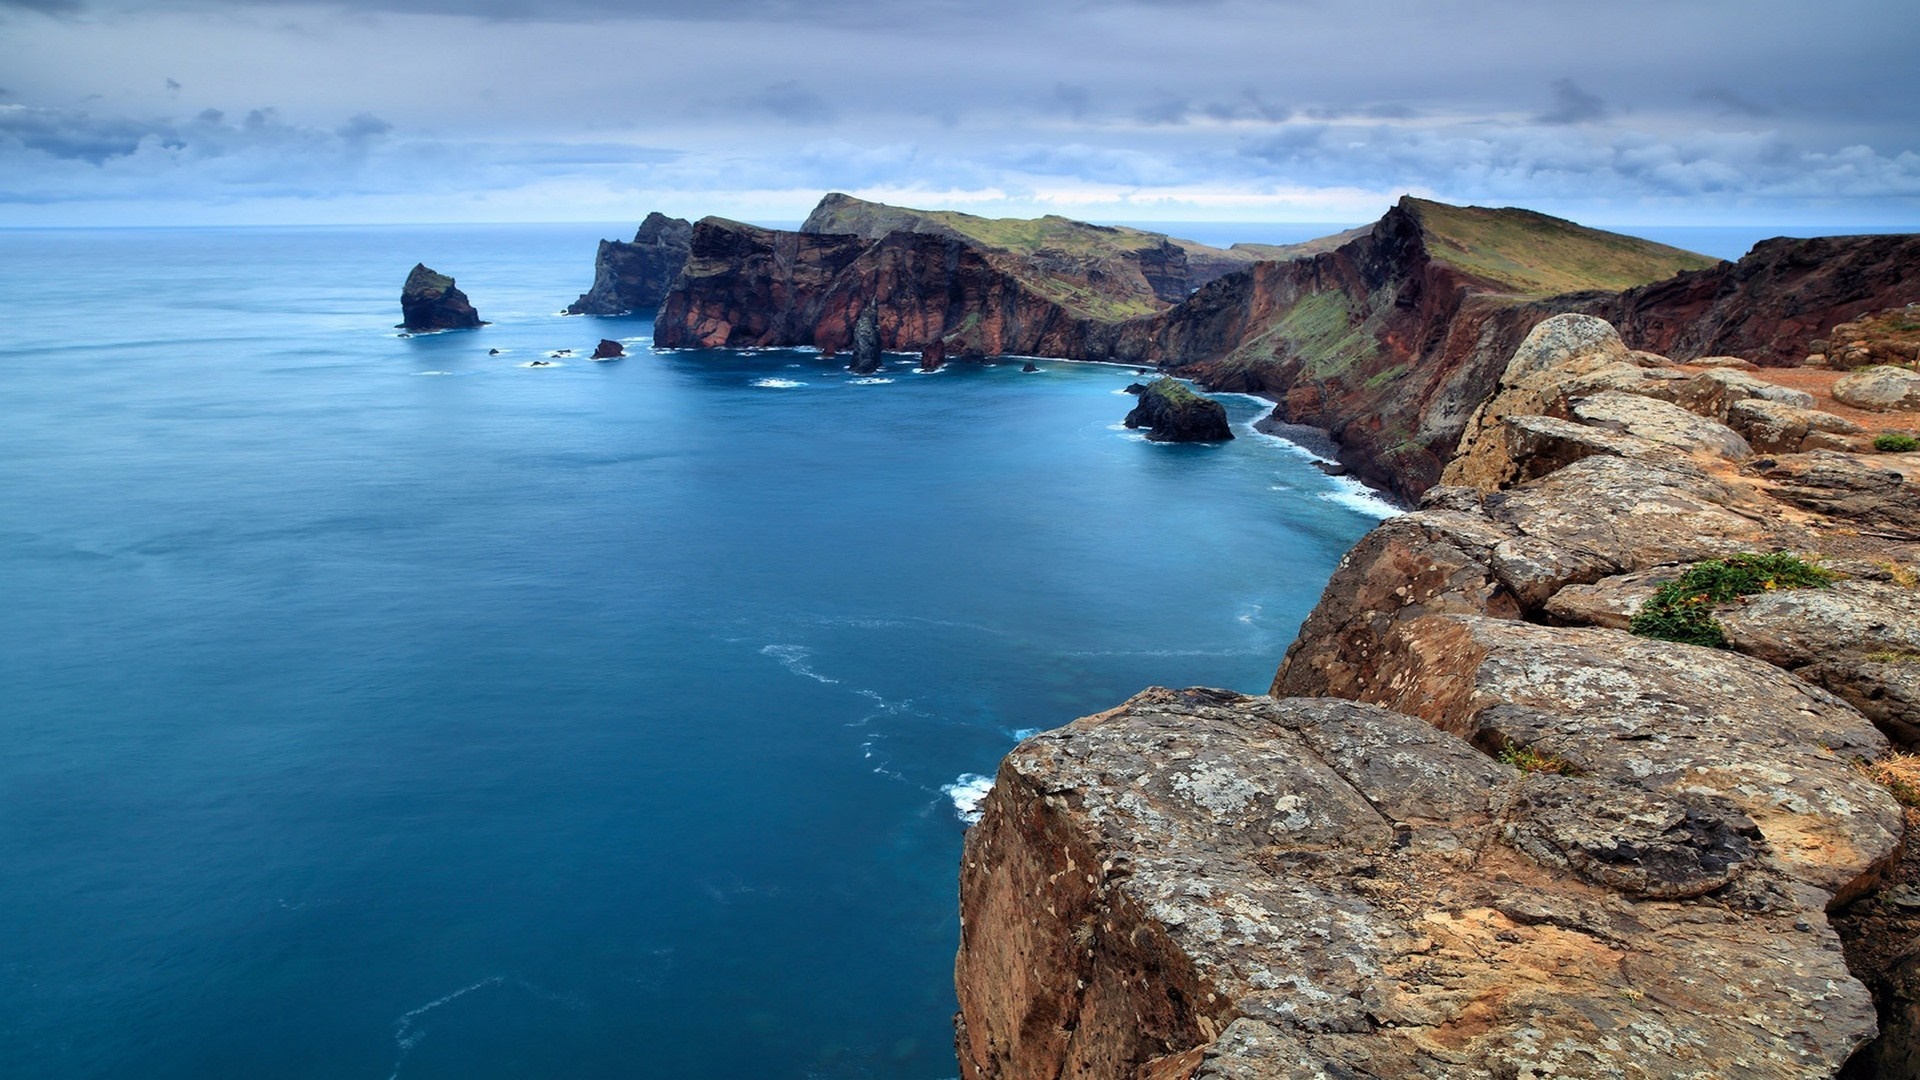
[1,0,1917,229]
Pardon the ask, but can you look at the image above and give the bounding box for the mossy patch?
[1402,198,1718,297]
[1628,553,1836,648]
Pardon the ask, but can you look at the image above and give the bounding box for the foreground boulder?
[956,688,1880,1079]
[1123,378,1233,442]
[398,263,484,331]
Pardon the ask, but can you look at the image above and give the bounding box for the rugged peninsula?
[398,263,484,331]
[646,194,1920,506]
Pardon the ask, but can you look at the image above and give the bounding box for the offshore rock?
[955,688,1879,1080]
[849,304,881,374]
[1123,378,1233,442]
[590,338,625,359]
[566,212,694,315]
[398,263,484,331]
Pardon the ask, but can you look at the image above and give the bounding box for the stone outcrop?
[590,338,624,360]
[566,212,694,315]
[961,309,1920,1079]
[398,263,484,331]
[1835,366,1920,412]
[957,688,1881,1079]
[1123,378,1233,442]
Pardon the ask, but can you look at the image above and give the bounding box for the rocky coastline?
[956,313,1920,1079]
[643,195,1919,507]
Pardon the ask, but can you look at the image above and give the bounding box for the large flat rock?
[956,689,1881,1079]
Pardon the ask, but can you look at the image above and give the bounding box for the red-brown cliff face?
[653,197,1917,505]
[654,219,1132,358]
[1594,233,1920,365]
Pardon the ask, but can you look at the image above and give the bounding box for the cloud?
[335,112,392,141]
[1536,78,1609,125]
[1696,86,1773,118]
[733,80,835,126]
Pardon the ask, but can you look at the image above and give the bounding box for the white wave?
[1008,727,1039,740]
[760,643,838,684]
[413,371,453,376]
[753,378,806,388]
[1237,602,1262,625]
[1319,476,1403,519]
[387,976,507,1078]
[942,773,995,825]
[1245,424,1332,463]
[1111,387,1138,395]
[850,377,894,385]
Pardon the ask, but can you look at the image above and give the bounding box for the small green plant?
[1628,553,1836,649]
[1874,433,1919,452]
[1866,650,1920,665]
[1498,742,1576,775]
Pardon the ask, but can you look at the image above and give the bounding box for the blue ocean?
[0,224,1389,1079]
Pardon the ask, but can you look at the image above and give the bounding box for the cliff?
[802,192,1362,299]
[566,212,694,315]
[398,263,484,331]
[658,195,1920,506]
[958,315,1920,1078]
[1597,233,1920,366]
[1131,198,1722,500]
[654,216,1149,355]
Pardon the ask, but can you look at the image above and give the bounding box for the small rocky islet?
[413,194,1920,1077]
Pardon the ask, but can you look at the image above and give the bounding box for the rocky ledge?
[398,263,484,331]
[1124,378,1234,442]
[566,212,694,316]
[958,314,1920,1078]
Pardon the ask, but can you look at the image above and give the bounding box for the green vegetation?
[1498,742,1577,775]
[1628,553,1836,648]
[1866,650,1920,665]
[1403,198,1719,298]
[1144,376,1202,404]
[1874,433,1919,452]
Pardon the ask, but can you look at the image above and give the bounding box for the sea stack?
[590,338,626,360]
[1123,377,1233,442]
[848,305,882,375]
[398,264,484,331]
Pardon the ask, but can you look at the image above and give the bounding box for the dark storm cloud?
[0,105,161,162]
[1536,79,1608,125]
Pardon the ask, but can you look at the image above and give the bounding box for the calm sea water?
[0,224,1387,1079]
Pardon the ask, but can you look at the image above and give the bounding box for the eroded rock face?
[398,263,484,331]
[957,688,1880,1080]
[566,212,694,315]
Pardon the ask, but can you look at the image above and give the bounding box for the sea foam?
[942,774,995,825]
[753,378,806,389]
